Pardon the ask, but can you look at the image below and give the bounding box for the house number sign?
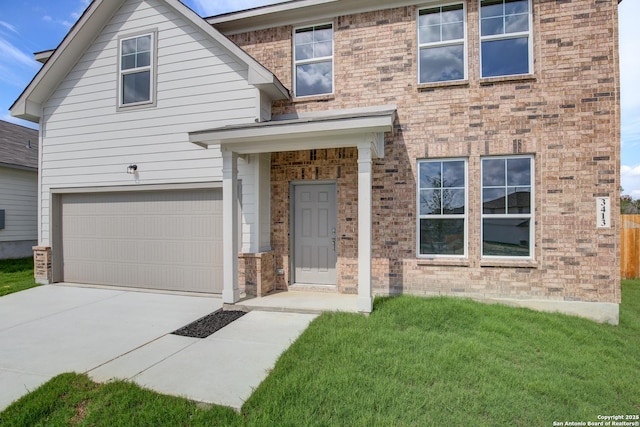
[596,197,610,229]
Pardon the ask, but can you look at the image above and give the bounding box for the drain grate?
[171,310,247,339]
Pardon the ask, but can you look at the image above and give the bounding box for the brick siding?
[230,0,621,304]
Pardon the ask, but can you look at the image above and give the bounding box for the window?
[418,159,467,256]
[481,156,533,257]
[119,33,154,106]
[293,24,333,97]
[480,0,531,78]
[418,3,466,84]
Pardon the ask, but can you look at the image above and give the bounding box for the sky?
[0,0,638,195]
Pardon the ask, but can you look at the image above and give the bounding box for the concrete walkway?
[0,285,316,411]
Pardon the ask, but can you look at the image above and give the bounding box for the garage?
[58,188,223,293]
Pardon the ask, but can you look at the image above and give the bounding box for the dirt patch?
[171,310,247,339]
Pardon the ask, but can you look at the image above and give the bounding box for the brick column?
[357,144,373,313]
[33,246,52,284]
[239,251,275,297]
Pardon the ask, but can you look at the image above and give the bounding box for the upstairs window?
[294,24,333,97]
[119,33,154,106]
[480,0,531,78]
[481,156,533,258]
[418,159,467,256]
[418,3,466,84]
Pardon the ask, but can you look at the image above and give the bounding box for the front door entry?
[293,183,337,285]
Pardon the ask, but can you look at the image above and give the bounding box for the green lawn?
[1,281,639,426]
[0,257,38,297]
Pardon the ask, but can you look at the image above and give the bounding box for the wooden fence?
[621,215,640,279]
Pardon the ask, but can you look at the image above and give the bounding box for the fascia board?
[190,114,394,146]
[10,0,124,121]
[209,0,434,35]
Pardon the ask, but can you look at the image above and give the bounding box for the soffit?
[189,105,396,157]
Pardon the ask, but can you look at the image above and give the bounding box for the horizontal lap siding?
[0,168,37,242]
[40,0,260,246]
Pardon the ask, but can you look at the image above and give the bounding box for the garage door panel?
[61,189,222,293]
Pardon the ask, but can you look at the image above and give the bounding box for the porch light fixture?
[127,164,138,174]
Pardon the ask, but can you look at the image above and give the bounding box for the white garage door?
[60,189,223,293]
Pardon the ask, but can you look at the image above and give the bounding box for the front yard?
[0,258,638,426]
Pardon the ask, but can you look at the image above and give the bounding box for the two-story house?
[11,0,620,323]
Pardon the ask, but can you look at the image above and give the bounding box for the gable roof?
[10,0,289,123]
[0,121,38,171]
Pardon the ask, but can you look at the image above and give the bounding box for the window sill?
[292,94,335,103]
[479,74,536,86]
[417,80,469,91]
[117,101,156,112]
[417,258,470,267]
[480,259,537,268]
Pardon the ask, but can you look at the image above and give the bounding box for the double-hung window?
[293,24,333,97]
[479,0,531,78]
[418,3,466,84]
[418,159,467,256]
[119,32,155,107]
[481,156,533,258]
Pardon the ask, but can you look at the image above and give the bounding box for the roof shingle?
[0,120,38,171]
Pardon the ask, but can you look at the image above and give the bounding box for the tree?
[621,188,640,214]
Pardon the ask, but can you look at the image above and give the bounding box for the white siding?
[0,167,37,242]
[39,0,262,246]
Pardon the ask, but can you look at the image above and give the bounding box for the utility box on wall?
[0,209,4,230]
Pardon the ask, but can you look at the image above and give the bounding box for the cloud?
[70,0,91,20]
[0,38,38,69]
[619,1,640,111]
[621,165,640,199]
[187,0,289,16]
[42,0,90,29]
[0,21,18,34]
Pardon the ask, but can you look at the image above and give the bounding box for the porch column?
[222,149,240,303]
[357,143,373,313]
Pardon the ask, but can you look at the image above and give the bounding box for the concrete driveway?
[0,285,316,411]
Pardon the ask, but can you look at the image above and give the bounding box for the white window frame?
[293,22,334,98]
[417,1,468,84]
[117,30,157,109]
[416,158,468,258]
[479,0,533,78]
[480,155,534,259]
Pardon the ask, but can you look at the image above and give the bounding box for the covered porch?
[190,105,397,313]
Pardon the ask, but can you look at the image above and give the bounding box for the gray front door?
[293,183,337,285]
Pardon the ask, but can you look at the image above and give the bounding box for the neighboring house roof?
[0,121,38,172]
[10,0,289,123]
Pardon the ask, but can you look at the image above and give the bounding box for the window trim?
[117,29,158,110]
[292,22,334,98]
[478,0,533,79]
[417,1,468,85]
[416,157,468,258]
[480,155,535,260]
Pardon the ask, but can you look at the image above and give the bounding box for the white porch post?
[222,149,240,304]
[357,143,373,313]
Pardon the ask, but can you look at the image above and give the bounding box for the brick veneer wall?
[229,0,621,304]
